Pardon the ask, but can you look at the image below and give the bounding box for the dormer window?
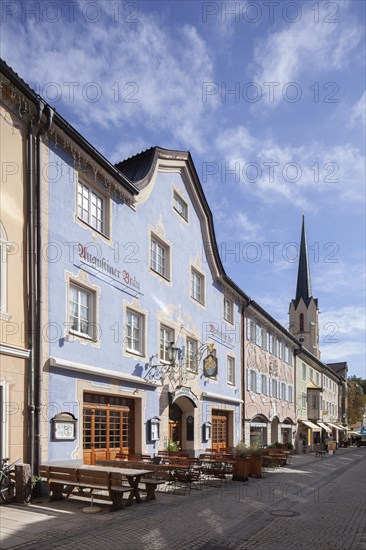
[173,191,188,221]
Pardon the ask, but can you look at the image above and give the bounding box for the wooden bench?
[41,466,133,511]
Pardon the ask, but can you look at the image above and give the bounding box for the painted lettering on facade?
[78,243,140,290]
[208,323,233,345]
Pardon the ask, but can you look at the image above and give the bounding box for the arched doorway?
[169,403,182,445]
[169,392,197,452]
[271,416,280,444]
[281,418,293,444]
[250,415,268,446]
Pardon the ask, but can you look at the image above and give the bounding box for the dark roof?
[293,215,313,307]
[116,148,157,183]
[0,58,139,197]
[327,362,348,374]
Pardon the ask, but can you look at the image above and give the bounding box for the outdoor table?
[81,464,154,504]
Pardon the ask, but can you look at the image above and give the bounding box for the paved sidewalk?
[1,447,365,550]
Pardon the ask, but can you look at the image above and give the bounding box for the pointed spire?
[295,215,312,306]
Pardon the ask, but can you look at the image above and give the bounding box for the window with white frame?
[265,331,270,352]
[0,223,8,315]
[281,382,286,400]
[261,374,267,396]
[288,385,293,403]
[78,181,105,233]
[151,235,170,280]
[247,319,256,341]
[224,297,234,324]
[288,349,293,366]
[69,283,94,338]
[249,369,256,391]
[186,338,198,372]
[284,345,289,363]
[160,325,174,362]
[316,372,320,386]
[227,356,235,385]
[173,191,188,220]
[309,367,313,380]
[302,393,307,408]
[255,324,262,346]
[278,341,283,360]
[126,309,144,355]
[191,268,204,304]
[261,328,267,349]
[272,379,278,398]
[268,333,273,353]
[302,363,306,379]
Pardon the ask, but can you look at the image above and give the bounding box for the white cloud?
[214,125,365,206]
[350,91,366,128]
[252,1,363,102]
[320,306,365,338]
[1,11,216,155]
[313,261,366,297]
[321,341,365,362]
[234,212,263,241]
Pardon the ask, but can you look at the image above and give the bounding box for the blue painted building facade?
[44,143,244,463]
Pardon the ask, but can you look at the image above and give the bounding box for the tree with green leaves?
[347,379,366,425]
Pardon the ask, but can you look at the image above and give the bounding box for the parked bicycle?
[0,457,19,503]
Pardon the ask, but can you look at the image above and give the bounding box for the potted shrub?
[167,439,181,456]
[232,442,250,481]
[31,475,50,499]
[247,445,263,477]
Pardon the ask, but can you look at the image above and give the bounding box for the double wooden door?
[83,393,135,464]
[212,410,229,452]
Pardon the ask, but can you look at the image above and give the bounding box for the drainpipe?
[34,101,54,475]
[241,300,245,444]
[28,99,53,474]
[27,122,35,472]
[241,298,251,445]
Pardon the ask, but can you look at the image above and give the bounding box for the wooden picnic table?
[81,465,154,503]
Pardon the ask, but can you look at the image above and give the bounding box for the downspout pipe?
[241,300,245,444]
[27,122,35,472]
[241,297,251,445]
[34,101,54,475]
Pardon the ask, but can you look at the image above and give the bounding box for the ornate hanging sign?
[203,353,218,378]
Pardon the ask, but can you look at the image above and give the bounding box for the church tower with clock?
[289,216,320,359]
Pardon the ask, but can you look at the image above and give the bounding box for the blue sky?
[1,0,365,377]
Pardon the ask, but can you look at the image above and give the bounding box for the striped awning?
[317,422,332,433]
[301,420,321,431]
[326,423,343,431]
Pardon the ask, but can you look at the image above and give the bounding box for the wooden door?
[83,393,134,464]
[212,410,229,452]
[169,420,182,444]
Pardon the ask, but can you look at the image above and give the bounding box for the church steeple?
[289,215,320,358]
[294,215,312,307]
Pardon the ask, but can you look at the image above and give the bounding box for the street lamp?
[167,342,179,365]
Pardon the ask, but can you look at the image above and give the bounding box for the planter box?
[232,457,249,481]
[248,456,262,478]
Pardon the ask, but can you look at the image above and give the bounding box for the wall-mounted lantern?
[51,412,77,441]
[148,417,160,442]
[202,421,212,442]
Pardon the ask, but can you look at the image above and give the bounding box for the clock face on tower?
[203,353,218,377]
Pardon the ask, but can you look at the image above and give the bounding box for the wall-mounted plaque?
[51,412,77,441]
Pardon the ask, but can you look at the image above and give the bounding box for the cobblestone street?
[1,448,365,550]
